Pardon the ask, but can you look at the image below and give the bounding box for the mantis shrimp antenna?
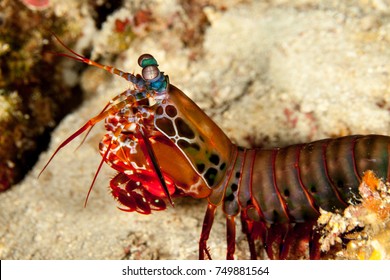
[48,32,146,89]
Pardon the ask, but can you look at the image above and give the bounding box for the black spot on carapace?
[175,117,195,139]
[284,188,290,197]
[225,193,235,201]
[165,105,177,118]
[220,162,226,170]
[155,106,164,116]
[204,167,218,186]
[177,139,200,151]
[272,210,280,222]
[336,180,345,188]
[231,183,238,192]
[310,185,317,193]
[199,135,205,142]
[209,153,220,165]
[177,139,189,149]
[196,163,205,173]
[235,171,240,178]
[190,143,201,151]
[156,118,175,136]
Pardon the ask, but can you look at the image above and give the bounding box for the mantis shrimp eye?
[142,65,160,82]
[138,54,161,82]
[138,54,158,68]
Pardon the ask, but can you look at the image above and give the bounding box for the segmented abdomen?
[236,135,390,224]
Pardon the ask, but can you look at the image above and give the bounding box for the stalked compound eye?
[138,54,158,68]
[142,65,160,82]
[137,53,167,92]
[138,54,161,82]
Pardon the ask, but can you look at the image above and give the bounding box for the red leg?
[279,222,317,260]
[265,223,289,260]
[309,226,321,260]
[226,215,236,260]
[199,203,216,260]
[240,211,257,260]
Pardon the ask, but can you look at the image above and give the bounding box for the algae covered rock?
[0,0,81,190]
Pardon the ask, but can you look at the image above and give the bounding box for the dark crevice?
[90,0,123,29]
